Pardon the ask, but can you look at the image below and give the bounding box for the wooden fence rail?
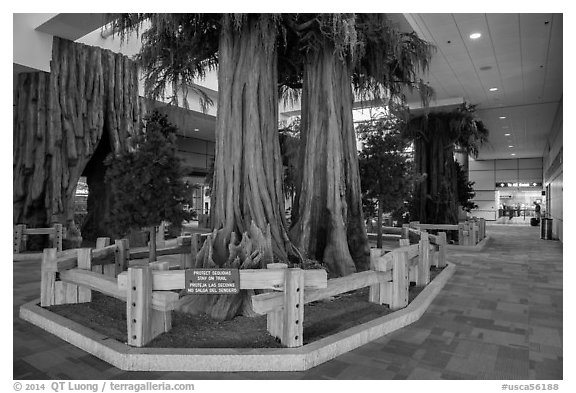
[407,219,486,247]
[37,228,449,349]
[14,223,62,253]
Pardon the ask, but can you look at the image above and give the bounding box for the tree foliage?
[455,160,478,212]
[112,14,435,111]
[111,13,436,277]
[278,118,300,200]
[286,14,435,275]
[105,111,190,237]
[404,103,489,157]
[403,103,488,224]
[358,117,416,215]
[278,14,435,107]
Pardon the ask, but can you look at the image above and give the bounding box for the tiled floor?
[13,225,562,379]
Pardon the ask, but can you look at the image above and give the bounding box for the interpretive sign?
[185,269,240,294]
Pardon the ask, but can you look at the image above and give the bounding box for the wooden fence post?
[458,223,465,246]
[115,239,129,275]
[390,251,409,310]
[127,266,152,347]
[99,239,115,277]
[53,223,63,251]
[417,231,431,286]
[399,238,410,247]
[369,249,391,305]
[92,237,109,275]
[189,233,200,268]
[177,236,192,269]
[77,248,92,302]
[431,244,439,268]
[149,262,172,338]
[401,224,409,239]
[96,237,110,249]
[472,224,479,245]
[266,263,288,339]
[282,268,304,348]
[40,248,58,307]
[13,225,25,253]
[409,221,420,229]
[54,248,79,305]
[438,232,447,268]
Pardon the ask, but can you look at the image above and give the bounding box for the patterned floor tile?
[13,225,562,379]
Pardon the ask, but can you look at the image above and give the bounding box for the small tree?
[455,160,478,213]
[358,117,416,248]
[105,111,190,261]
[279,118,301,207]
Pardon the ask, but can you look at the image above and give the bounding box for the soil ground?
[47,267,443,349]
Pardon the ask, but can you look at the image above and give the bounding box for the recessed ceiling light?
[504,133,511,136]
[470,33,482,39]
[508,145,514,148]
[499,116,506,119]
[511,153,516,156]
[194,128,200,132]
[489,87,499,92]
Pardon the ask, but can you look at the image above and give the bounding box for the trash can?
[540,218,553,240]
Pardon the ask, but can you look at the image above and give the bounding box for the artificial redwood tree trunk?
[412,135,459,225]
[290,41,370,277]
[13,37,140,242]
[178,15,299,321]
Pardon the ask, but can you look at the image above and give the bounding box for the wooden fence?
[408,218,486,247]
[14,224,63,253]
[250,229,447,348]
[38,229,449,349]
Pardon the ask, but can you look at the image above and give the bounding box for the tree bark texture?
[178,221,274,321]
[290,42,370,277]
[209,15,298,264]
[13,37,140,238]
[412,134,459,225]
[179,15,299,321]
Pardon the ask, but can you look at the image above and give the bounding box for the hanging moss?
[404,104,489,224]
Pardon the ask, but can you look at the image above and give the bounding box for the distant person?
[534,201,541,220]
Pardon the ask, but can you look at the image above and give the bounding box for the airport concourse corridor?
[13,225,562,380]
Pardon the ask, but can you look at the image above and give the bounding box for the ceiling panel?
[403,13,562,160]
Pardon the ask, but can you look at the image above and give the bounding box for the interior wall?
[13,14,56,73]
[543,101,563,241]
[468,158,543,221]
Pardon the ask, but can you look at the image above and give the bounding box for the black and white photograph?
[8,4,571,390]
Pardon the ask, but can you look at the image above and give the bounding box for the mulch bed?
[47,267,444,349]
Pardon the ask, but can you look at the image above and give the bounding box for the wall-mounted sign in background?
[185,269,240,295]
[495,182,542,188]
